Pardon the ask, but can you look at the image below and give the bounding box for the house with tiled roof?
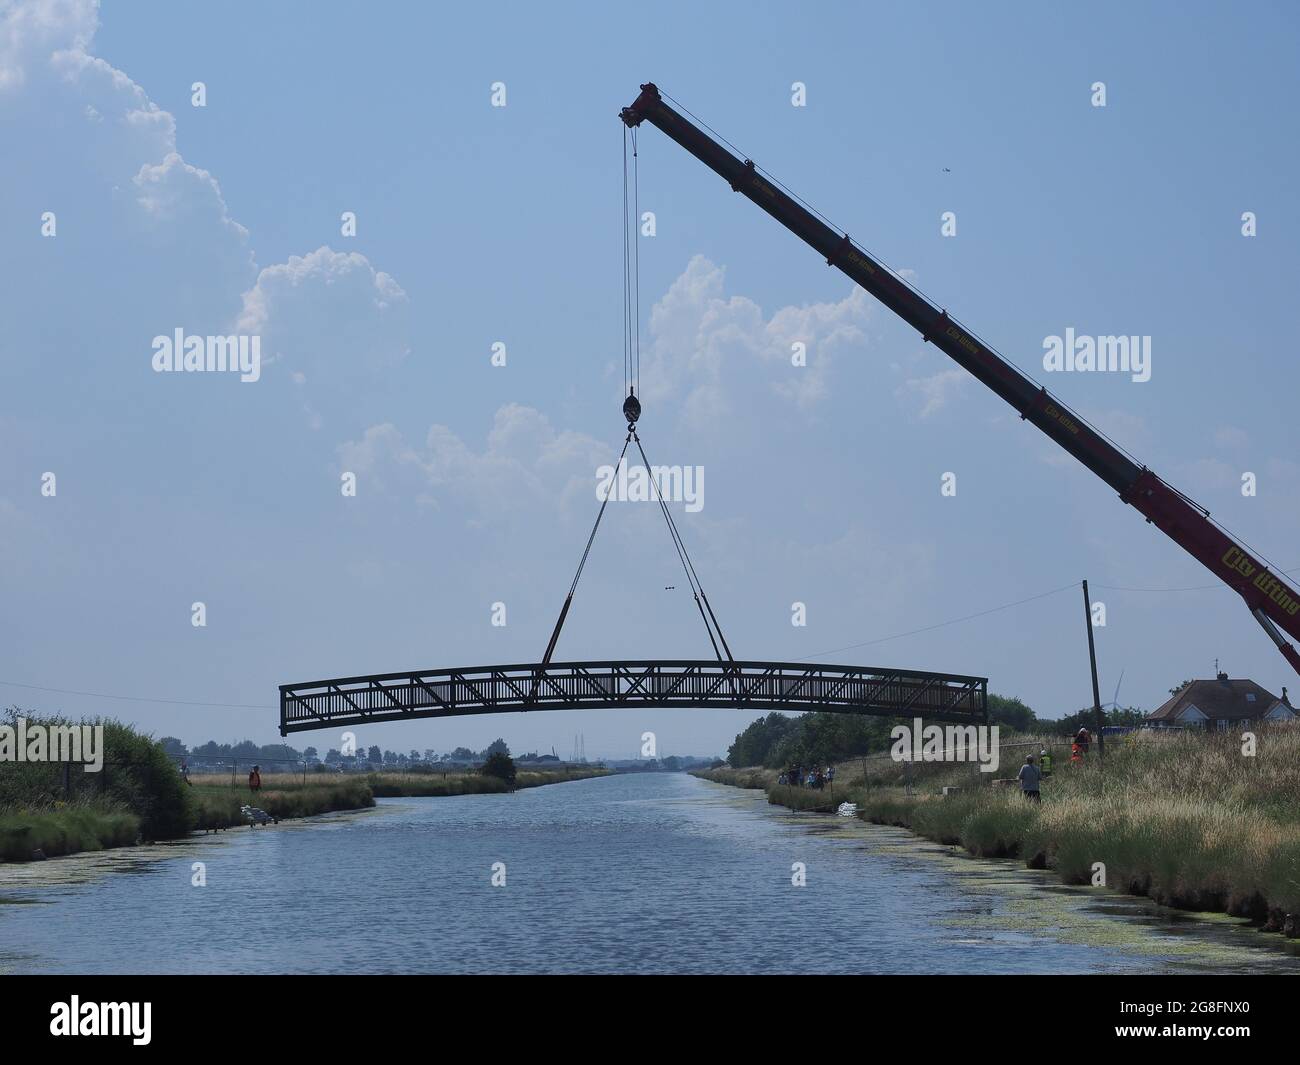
[1145,673,1296,731]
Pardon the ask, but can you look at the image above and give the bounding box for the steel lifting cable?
[633,430,716,656]
[534,124,735,675]
[633,431,736,666]
[620,124,642,398]
[622,127,632,396]
[538,432,632,671]
[632,125,641,397]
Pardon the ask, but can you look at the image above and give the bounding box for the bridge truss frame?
[279,659,988,735]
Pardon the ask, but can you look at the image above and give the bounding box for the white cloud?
[236,245,410,381]
[0,0,97,91]
[641,255,870,421]
[338,404,609,521]
[133,151,248,242]
[0,0,255,324]
[2,2,407,383]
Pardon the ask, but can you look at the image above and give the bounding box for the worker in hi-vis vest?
[1039,748,1053,778]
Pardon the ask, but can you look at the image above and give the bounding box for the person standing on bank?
[1018,755,1041,802]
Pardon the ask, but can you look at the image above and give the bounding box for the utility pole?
[1082,580,1105,761]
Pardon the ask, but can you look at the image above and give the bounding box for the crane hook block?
[622,392,642,427]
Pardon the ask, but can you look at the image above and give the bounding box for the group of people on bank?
[1016,727,1092,801]
[773,726,1094,801]
[778,764,835,790]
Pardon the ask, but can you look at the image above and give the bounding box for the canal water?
[2,773,1296,974]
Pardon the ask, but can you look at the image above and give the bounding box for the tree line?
[161,736,528,769]
[725,695,1147,768]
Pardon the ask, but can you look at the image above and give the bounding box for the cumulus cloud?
[338,404,609,521]
[236,246,410,379]
[0,0,97,91]
[133,151,247,242]
[641,255,870,421]
[0,0,255,325]
[1,2,406,384]
[0,0,207,198]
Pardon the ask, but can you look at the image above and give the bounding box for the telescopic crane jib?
[620,81,1300,678]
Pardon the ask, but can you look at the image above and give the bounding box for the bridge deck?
[279,660,988,735]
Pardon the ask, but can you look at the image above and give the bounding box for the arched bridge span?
[279,660,988,736]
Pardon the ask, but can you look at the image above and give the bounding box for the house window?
[1216,718,1230,732]
[1246,693,1256,703]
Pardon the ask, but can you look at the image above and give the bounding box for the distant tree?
[661,756,682,771]
[303,746,319,763]
[231,740,260,760]
[1169,679,1194,696]
[987,694,1037,733]
[1049,705,1144,736]
[259,743,300,764]
[451,746,476,761]
[325,748,341,765]
[727,712,798,767]
[367,745,382,765]
[484,738,510,758]
[159,737,188,760]
[481,751,517,787]
[1108,707,1147,727]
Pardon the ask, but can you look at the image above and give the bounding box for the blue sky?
[2,0,1298,758]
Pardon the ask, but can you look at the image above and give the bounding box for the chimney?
[1216,671,1229,682]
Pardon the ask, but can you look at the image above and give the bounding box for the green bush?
[1,709,194,844]
[480,752,517,788]
[98,719,196,839]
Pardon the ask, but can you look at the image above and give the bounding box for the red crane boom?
[621,82,1300,676]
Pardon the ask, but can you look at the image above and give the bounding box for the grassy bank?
[2,711,197,862]
[0,801,140,862]
[365,766,611,797]
[694,765,861,812]
[188,773,376,830]
[700,728,1300,937]
[2,766,610,859]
